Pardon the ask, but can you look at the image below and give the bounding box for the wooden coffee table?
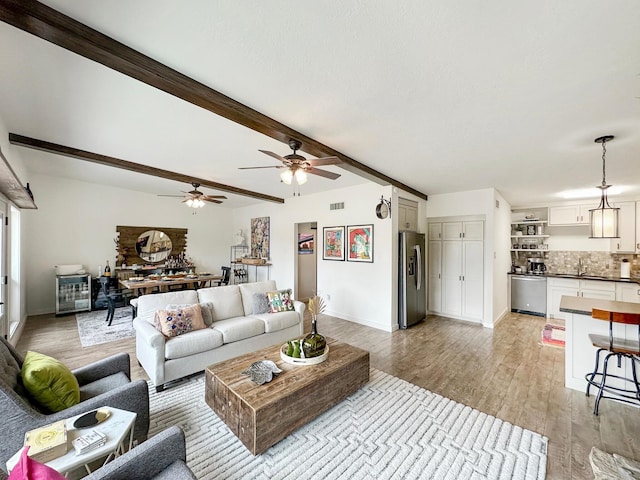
[205,337,369,455]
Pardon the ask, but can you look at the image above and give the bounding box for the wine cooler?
[55,274,91,315]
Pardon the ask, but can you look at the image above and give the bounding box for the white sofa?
[132,280,305,391]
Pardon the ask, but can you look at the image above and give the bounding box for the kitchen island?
[559,295,640,393]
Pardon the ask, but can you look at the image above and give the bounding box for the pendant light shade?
[589,135,619,239]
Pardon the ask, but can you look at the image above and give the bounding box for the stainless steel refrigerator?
[399,231,426,329]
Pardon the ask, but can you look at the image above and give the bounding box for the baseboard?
[488,307,509,329]
[325,310,395,332]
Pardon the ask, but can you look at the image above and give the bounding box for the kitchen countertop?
[507,272,640,284]
[559,295,640,316]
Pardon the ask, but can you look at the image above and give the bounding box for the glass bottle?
[303,319,326,358]
[104,260,111,277]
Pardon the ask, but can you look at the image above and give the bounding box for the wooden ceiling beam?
[0,0,427,200]
[8,134,285,204]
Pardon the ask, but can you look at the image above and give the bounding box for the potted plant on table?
[303,295,327,358]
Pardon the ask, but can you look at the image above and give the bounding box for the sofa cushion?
[0,341,22,395]
[197,285,244,320]
[165,302,214,326]
[212,317,265,344]
[137,291,199,325]
[238,280,277,316]
[266,289,295,313]
[154,304,206,338]
[251,311,300,333]
[21,351,80,413]
[79,371,130,402]
[164,328,224,360]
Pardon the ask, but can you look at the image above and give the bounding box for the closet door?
[461,240,484,320]
[428,240,442,313]
[441,240,462,316]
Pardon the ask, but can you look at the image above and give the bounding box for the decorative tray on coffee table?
[280,343,329,365]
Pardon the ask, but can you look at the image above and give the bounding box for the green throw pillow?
[21,351,80,413]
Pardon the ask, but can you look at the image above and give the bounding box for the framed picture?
[322,226,345,261]
[298,233,314,255]
[347,224,373,263]
[251,217,270,259]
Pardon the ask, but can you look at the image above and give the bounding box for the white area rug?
[76,307,135,347]
[148,369,548,480]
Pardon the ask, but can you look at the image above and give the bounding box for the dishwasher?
[511,275,547,317]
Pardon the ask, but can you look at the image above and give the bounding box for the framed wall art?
[251,216,270,259]
[322,226,345,261]
[347,224,373,263]
[298,233,314,255]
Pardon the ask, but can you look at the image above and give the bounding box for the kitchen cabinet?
[442,221,483,241]
[610,201,636,253]
[615,283,640,303]
[548,204,592,225]
[547,277,615,320]
[398,198,418,231]
[428,223,442,240]
[429,220,484,322]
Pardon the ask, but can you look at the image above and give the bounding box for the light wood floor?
[16,310,640,479]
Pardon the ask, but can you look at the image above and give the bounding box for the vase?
[303,319,326,358]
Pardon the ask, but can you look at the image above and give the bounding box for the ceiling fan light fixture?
[589,135,619,239]
[280,169,294,185]
[295,169,308,185]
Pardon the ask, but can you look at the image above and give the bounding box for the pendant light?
[589,135,619,238]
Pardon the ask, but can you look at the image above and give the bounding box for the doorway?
[295,222,317,302]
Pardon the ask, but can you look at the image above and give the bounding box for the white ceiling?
[0,1,639,209]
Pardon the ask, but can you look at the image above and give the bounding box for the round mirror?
[135,230,173,263]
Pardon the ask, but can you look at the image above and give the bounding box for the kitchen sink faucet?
[578,257,586,276]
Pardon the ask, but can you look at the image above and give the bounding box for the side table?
[6,406,137,477]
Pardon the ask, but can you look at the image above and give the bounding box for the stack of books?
[72,430,107,455]
[24,420,68,462]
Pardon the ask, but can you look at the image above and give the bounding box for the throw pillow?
[266,289,295,313]
[252,293,270,315]
[8,445,67,480]
[154,304,206,337]
[21,351,80,413]
[165,303,214,325]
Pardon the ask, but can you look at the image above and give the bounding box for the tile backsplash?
[512,251,639,277]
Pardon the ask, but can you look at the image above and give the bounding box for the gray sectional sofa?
[132,280,305,391]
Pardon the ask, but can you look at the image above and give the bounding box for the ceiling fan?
[158,182,227,208]
[239,139,342,185]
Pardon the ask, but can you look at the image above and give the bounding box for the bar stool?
[585,308,640,415]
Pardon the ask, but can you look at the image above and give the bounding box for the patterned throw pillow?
[252,293,270,315]
[266,289,295,313]
[154,304,206,337]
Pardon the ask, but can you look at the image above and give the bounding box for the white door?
[442,240,462,316]
[548,286,578,320]
[461,240,484,321]
[428,240,442,313]
[428,223,442,240]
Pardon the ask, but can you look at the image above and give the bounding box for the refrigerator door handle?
[414,244,422,290]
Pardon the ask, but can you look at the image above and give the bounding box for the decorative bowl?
[280,343,329,365]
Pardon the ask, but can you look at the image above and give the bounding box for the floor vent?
[329,202,344,210]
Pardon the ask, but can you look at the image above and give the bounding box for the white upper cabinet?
[398,198,418,231]
[610,201,636,253]
[548,204,592,225]
[442,221,483,241]
[428,223,442,240]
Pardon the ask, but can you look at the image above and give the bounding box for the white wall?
[427,188,502,327]
[493,190,512,324]
[24,173,234,315]
[234,182,401,332]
